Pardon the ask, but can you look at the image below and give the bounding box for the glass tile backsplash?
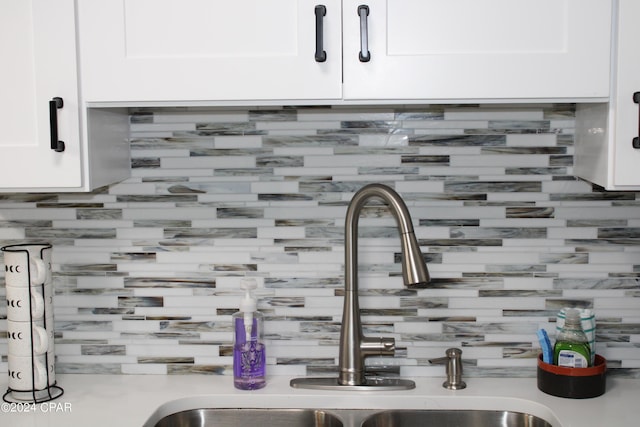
[1,104,639,378]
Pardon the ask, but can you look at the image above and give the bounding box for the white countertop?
[1,374,638,426]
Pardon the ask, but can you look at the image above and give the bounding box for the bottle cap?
[564,308,582,326]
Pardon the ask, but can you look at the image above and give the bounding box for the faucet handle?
[429,348,466,390]
[361,336,395,357]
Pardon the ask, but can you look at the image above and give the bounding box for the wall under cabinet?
[1,105,639,378]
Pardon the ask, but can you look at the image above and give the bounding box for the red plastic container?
[537,354,606,399]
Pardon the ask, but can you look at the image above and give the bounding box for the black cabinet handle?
[49,97,65,152]
[315,5,327,62]
[634,92,640,149]
[358,5,370,62]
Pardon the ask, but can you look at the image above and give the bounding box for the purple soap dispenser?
[232,278,266,390]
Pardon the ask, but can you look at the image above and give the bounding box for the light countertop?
[1,374,638,426]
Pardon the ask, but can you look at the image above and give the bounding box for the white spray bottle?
[232,278,266,390]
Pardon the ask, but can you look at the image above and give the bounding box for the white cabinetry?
[575,0,640,190]
[78,0,343,103]
[0,0,129,192]
[78,0,612,104]
[343,0,611,101]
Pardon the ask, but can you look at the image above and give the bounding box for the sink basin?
[151,408,344,427]
[147,408,554,427]
[360,410,553,427]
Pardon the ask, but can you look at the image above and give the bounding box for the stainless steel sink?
[151,408,344,427]
[360,410,553,427]
[147,408,554,427]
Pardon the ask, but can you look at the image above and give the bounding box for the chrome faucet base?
[290,377,415,391]
[443,380,467,390]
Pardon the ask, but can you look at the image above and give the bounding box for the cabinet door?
[78,0,342,103]
[612,0,640,187]
[0,0,82,190]
[343,0,612,101]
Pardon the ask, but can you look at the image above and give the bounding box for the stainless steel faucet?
[291,183,430,390]
[340,183,430,386]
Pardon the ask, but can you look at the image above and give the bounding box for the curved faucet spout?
[339,183,430,386]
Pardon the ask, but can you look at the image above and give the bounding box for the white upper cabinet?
[78,0,343,103]
[342,0,612,101]
[0,0,83,190]
[575,0,640,190]
[0,0,129,193]
[78,0,613,104]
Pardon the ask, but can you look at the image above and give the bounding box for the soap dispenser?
[232,278,266,390]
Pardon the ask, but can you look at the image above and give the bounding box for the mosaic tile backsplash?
[1,105,639,379]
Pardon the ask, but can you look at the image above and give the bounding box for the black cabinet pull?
[634,92,640,149]
[49,97,65,152]
[358,4,371,62]
[315,5,327,62]
[358,5,370,62]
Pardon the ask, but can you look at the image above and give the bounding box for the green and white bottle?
[553,308,591,368]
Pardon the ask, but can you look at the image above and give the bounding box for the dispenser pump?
[239,278,258,314]
[239,278,257,341]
